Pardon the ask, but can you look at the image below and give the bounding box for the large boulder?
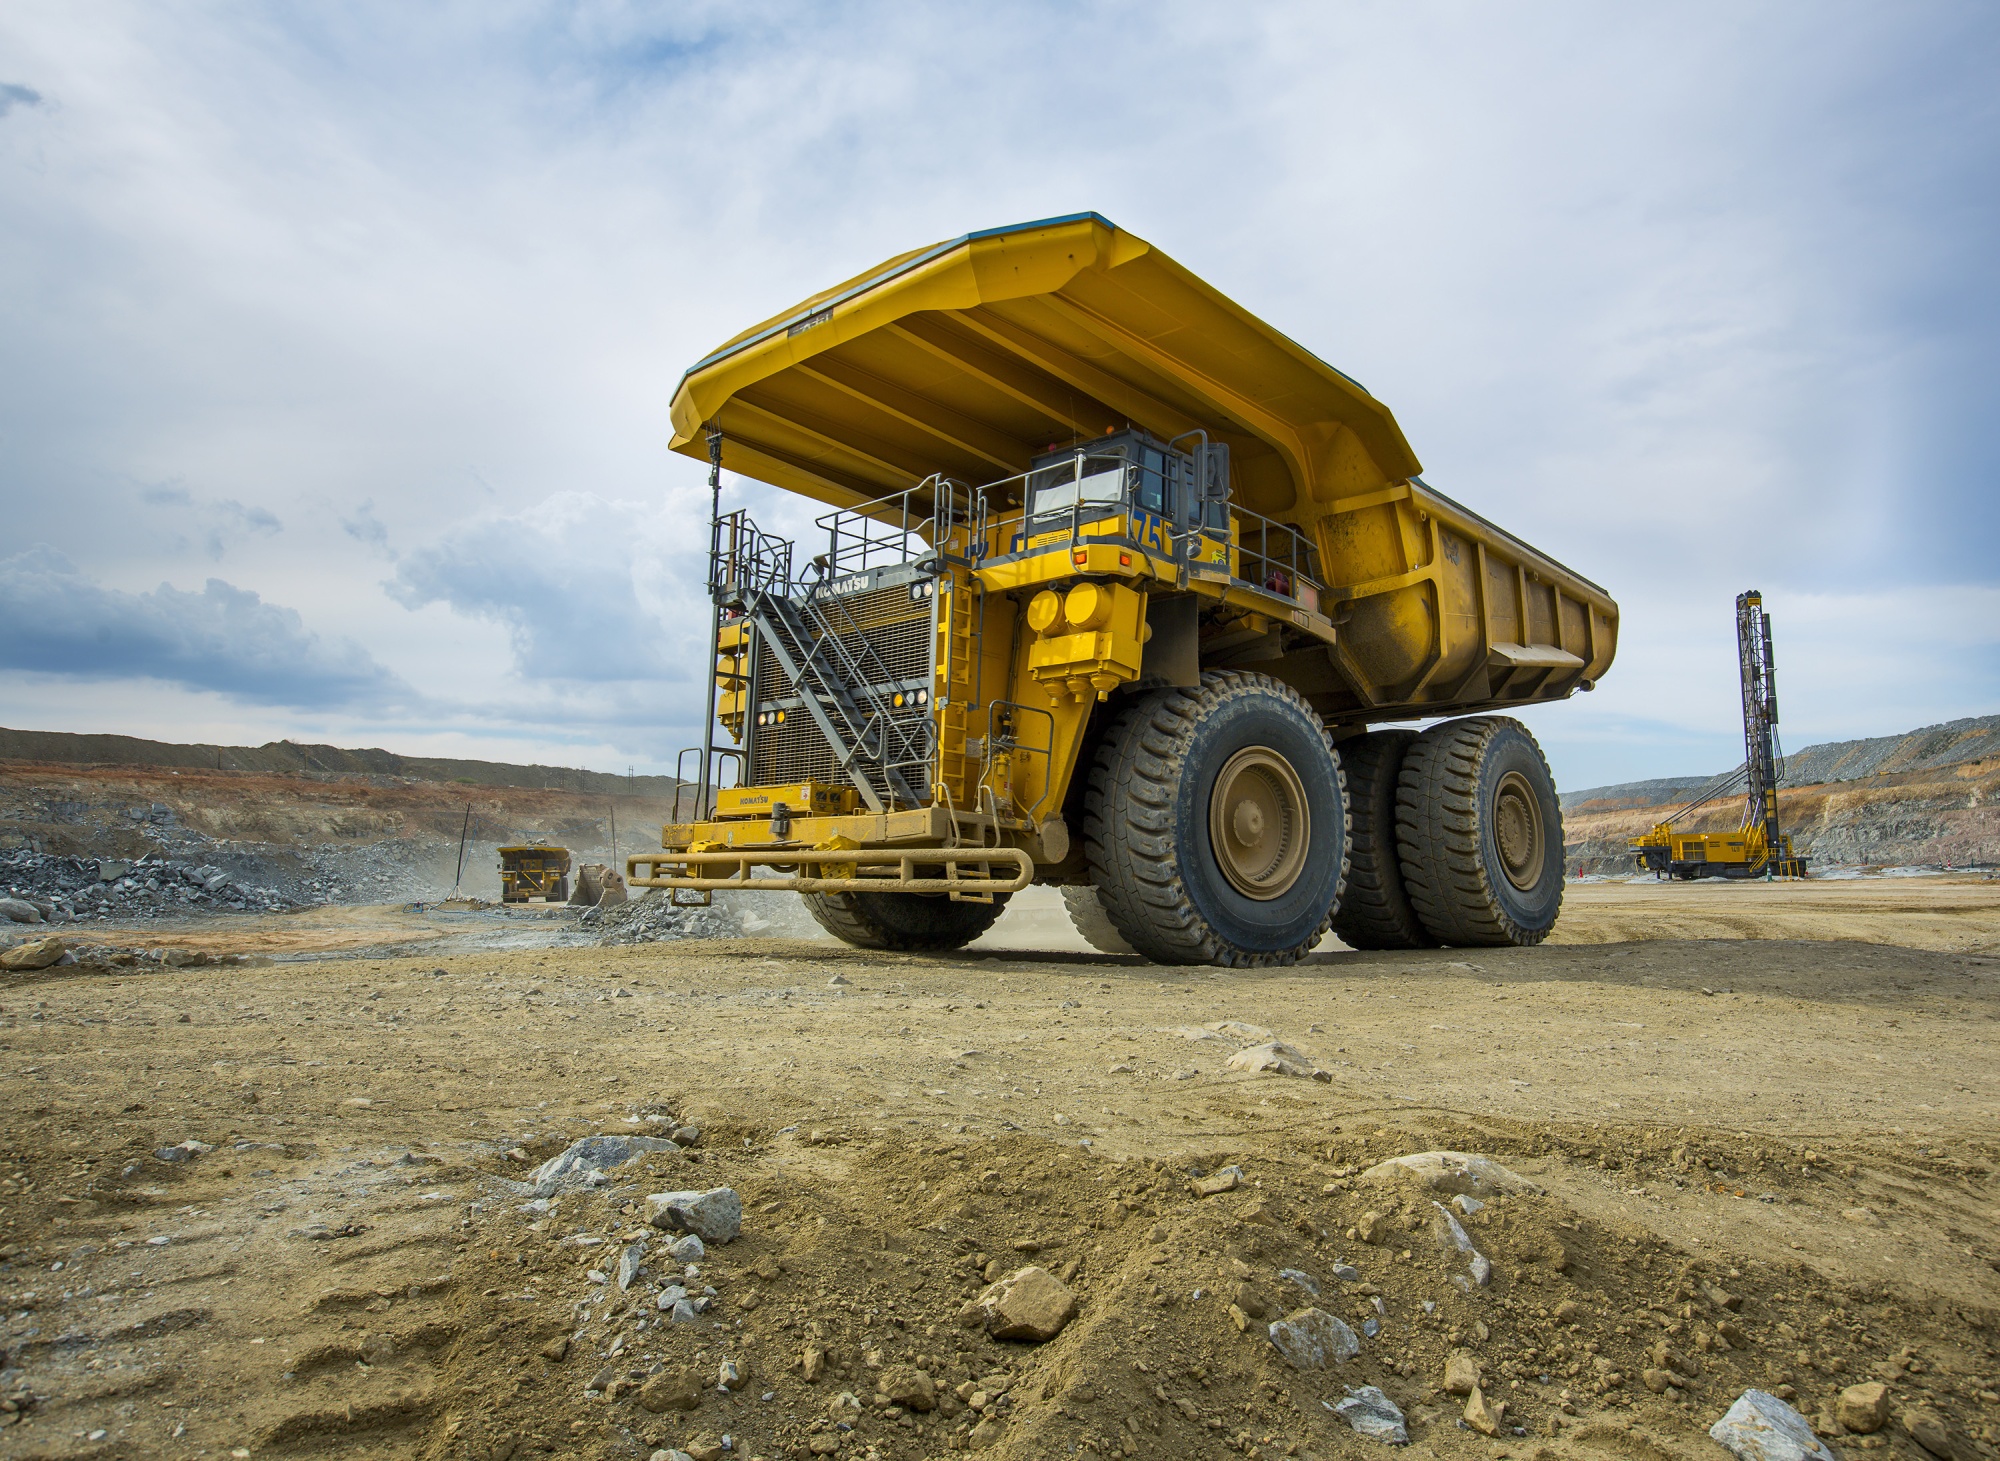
[1,936,66,971]
[1357,1150,1540,1198]
[530,1134,680,1195]
[1710,1389,1839,1461]
[647,1186,742,1244]
[957,1265,1076,1342]
[1266,1308,1360,1369]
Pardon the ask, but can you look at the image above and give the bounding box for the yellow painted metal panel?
[674,213,1619,725]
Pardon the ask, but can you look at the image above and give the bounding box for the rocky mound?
[580,889,744,944]
[426,1118,2000,1461]
[1,848,291,924]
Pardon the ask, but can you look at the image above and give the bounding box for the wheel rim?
[1208,747,1310,900]
[1493,770,1545,891]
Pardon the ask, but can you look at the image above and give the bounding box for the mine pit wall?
[1562,757,2000,875]
[0,758,683,905]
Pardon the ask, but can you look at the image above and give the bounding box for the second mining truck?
[628,214,1619,964]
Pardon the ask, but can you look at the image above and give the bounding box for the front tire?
[1082,670,1348,967]
[1396,716,1564,946]
[802,891,1009,952]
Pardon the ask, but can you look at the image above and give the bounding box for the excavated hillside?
[0,756,682,908]
[1562,717,2000,875]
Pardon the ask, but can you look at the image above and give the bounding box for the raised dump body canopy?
[670,213,1616,722]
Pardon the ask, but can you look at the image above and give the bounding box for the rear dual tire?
[1330,729,1437,950]
[1395,716,1565,947]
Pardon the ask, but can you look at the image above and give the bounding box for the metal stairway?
[736,576,920,808]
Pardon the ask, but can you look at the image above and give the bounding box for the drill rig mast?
[1631,591,1809,880]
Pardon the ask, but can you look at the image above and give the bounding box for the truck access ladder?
[713,511,923,814]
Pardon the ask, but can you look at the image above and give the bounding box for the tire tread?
[1083,670,1348,967]
[1395,715,1560,947]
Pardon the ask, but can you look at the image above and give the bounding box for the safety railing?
[809,475,986,582]
[713,510,794,603]
[1228,504,1324,611]
[627,845,1034,896]
[978,699,1057,824]
[669,746,742,823]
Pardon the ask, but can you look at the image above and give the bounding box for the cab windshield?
[1028,454,1127,518]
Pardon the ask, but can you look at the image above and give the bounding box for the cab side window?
[1136,447,1168,516]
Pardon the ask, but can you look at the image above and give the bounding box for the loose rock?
[878,1364,936,1411]
[1836,1383,1889,1435]
[1710,1388,1838,1461]
[531,1135,681,1195]
[0,935,65,970]
[647,1187,742,1244]
[1429,1201,1492,1286]
[1224,1041,1330,1080]
[1266,1308,1360,1370]
[958,1265,1076,1342]
[1190,1166,1243,1197]
[1901,1406,1976,1461]
[637,1367,704,1414]
[1443,1348,1482,1396]
[616,1241,646,1290]
[1335,1385,1409,1445]
[154,1139,214,1163]
[1464,1385,1508,1437]
[1359,1150,1540,1197]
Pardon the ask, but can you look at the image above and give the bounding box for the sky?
[2,1,1997,792]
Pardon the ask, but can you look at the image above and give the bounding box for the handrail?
[671,746,742,822]
[1227,502,1324,606]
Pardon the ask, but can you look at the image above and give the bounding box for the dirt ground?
[3,880,1998,1461]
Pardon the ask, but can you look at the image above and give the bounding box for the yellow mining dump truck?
[629,214,1617,964]
[499,844,571,903]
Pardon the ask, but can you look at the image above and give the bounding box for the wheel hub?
[1493,770,1545,891]
[1208,747,1309,900]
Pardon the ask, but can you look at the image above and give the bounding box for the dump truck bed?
[671,213,1615,722]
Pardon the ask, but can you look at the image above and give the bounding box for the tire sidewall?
[1476,724,1563,934]
[851,891,1010,940]
[1173,688,1344,954]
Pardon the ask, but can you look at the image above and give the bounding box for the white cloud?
[0,1,1993,781]
[0,545,409,709]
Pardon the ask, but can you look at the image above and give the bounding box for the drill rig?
[1631,590,1808,880]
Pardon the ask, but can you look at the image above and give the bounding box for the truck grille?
[750,580,936,803]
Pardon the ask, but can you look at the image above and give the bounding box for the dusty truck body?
[630,213,1617,963]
